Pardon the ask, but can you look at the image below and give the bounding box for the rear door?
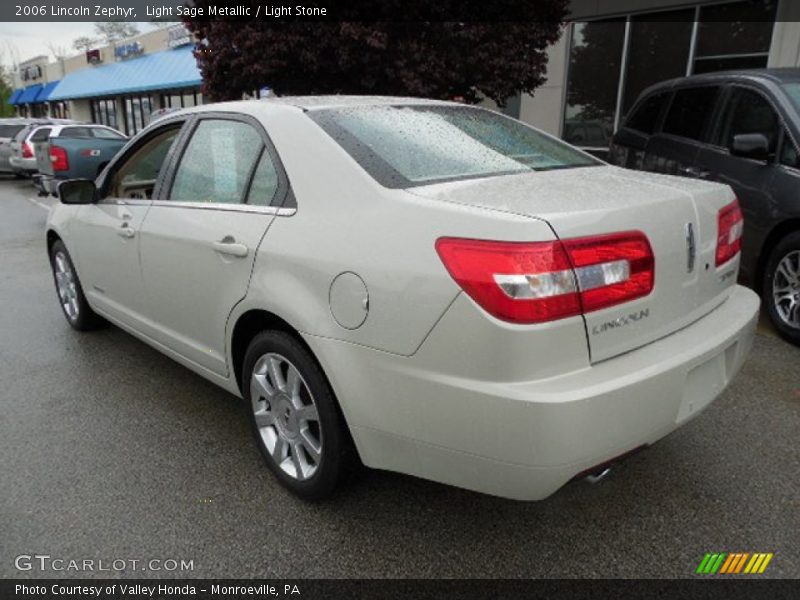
[137,114,289,377]
[20,126,52,169]
[642,85,723,177]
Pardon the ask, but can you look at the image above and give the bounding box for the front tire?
[762,231,800,346]
[243,330,355,500]
[49,240,103,331]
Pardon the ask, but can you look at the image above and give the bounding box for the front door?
[138,116,285,377]
[694,85,780,282]
[71,123,184,327]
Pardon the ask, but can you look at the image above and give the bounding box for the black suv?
[610,69,800,345]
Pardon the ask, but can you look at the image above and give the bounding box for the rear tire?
[49,240,104,331]
[762,231,800,346]
[243,330,356,500]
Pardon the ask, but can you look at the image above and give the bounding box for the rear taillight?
[561,232,654,313]
[715,199,743,267]
[21,142,33,158]
[436,231,654,324]
[50,146,69,171]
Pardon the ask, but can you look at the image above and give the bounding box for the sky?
[0,22,157,68]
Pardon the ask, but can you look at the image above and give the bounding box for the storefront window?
[123,95,153,136]
[160,89,201,109]
[563,18,625,148]
[694,1,777,74]
[91,99,118,130]
[622,10,693,116]
[562,1,777,150]
[49,101,70,119]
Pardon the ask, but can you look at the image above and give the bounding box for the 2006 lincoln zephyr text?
[46,97,760,500]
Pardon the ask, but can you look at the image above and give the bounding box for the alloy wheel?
[54,251,79,321]
[772,249,800,330]
[250,353,323,481]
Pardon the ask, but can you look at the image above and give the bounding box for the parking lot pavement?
[0,176,798,579]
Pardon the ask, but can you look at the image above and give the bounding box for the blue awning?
[35,80,61,103]
[17,84,43,104]
[49,45,201,101]
[8,88,23,105]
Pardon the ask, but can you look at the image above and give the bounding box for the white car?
[46,97,759,501]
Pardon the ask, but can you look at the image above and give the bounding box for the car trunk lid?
[410,165,739,362]
[35,139,54,177]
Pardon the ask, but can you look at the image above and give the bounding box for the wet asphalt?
[0,176,798,579]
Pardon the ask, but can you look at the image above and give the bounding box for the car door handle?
[680,166,709,178]
[213,239,249,258]
[117,224,135,238]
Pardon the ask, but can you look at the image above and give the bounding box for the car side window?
[625,92,668,135]
[245,150,280,206]
[719,87,780,155]
[169,119,263,204]
[779,131,799,169]
[91,128,126,140]
[662,86,720,141]
[29,127,52,142]
[58,127,93,139]
[108,125,182,200]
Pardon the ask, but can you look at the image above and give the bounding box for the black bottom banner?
[2,579,799,600]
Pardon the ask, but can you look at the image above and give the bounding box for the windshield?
[310,105,600,188]
[782,82,800,113]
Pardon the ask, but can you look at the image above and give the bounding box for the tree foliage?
[94,22,140,43]
[184,2,568,105]
[72,36,98,52]
[0,64,15,117]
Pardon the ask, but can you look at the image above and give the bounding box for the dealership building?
[8,0,800,147]
[9,24,202,136]
[504,0,800,151]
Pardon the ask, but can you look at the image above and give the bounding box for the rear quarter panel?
[234,106,575,357]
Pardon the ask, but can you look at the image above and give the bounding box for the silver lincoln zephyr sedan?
[46,97,759,500]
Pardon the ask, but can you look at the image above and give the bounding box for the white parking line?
[26,196,51,211]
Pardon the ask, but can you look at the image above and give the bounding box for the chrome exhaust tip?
[584,467,612,485]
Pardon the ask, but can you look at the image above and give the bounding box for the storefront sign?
[20,65,42,81]
[86,49,102,64]
[167,24,192,48]
[114,41,144,60]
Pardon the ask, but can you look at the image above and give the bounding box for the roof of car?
[646,68,800,93]
[261,95,457,110]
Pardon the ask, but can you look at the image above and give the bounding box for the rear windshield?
[309,105,600,188]
[0,124,25,138]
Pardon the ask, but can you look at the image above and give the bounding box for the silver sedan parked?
[45,97,759,500]
[0,119,33,174]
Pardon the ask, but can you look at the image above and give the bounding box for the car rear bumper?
[307,284,759,500]
[9,156,37,173]
[37,174,60,195]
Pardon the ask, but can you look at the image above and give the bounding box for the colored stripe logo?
[696,552,773,574]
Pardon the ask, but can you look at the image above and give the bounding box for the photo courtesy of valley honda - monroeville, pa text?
[46,97,759,500]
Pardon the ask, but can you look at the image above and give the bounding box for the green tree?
[0,64,16,117]
[184,1,569,105]
[72,36,98,52]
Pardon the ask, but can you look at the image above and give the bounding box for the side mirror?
[58,179,97,205]
[730,133,769,162]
